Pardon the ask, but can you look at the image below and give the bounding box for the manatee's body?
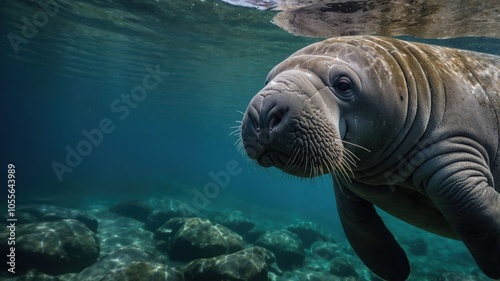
[240,36,500,280]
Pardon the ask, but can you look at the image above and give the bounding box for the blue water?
[1,0,333,218]
[2,0,500,279]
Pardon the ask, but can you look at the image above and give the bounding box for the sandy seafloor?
[1,0,499,280]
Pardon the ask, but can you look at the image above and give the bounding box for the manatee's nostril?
[269,112,283,130]
[243,108,260,134]
[251,116,259,133]
[244,95,288,145]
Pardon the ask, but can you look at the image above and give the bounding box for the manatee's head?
[240,36,407,178]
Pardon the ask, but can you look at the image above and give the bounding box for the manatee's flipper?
[333,179,410,281]
[425,165,500,279]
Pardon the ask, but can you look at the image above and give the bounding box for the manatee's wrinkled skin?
[240,36,500,280]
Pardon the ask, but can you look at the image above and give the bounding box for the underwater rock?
[310,241,344,260]
[14,212,41,224]
[281,269,341,281]
[436,272,487,281]
[0,219,99,275]
[158,217,244,262]
[155,222,179,241]
[286,221,329,248]
[182,247,273,281]
[73,214,98,233]
[12,270,77,281]
[212,209,256,236]
[329,256,358,278]
[145,199,198,231]
[109,200,153,222]
[15,204,98,232]
[75,246,184,281]
[92,210,155,256]
[255,230,305,270]
[246,226,267,244]
[408,238,428,256]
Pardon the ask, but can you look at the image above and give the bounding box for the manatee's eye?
[328,65,361,101]
[334,76,353,93]
[330,75,356,101]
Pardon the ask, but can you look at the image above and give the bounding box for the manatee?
[239,36,500,280]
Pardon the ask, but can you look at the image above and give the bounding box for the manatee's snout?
[241,89,295,167]
[247,93,287,138]
[240,70,344,178]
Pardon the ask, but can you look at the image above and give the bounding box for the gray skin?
[240,36,500,280]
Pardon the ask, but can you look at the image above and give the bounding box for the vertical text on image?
[7,163,17,273]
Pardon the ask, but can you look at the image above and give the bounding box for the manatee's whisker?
[305,151,313,178]
[340,158,355,179]
[234,136,242,148]
[323,158,334,175]
[343,148,360,162]
[325,155,345,177]
[310,163,315,177]
[309,148,317,177]
[229,129,241,136]
[332,174,341,187]
[296,148,306,170]
[324,154,337,172]
[235,144,245,157]
[312,154,320,176]
[288,146,302,173]
[303,150,310,177]
[285,144,301,170]
[342,148,358,167]
[320,159,327,174]
[229,119,242,137]
[230,123,241,129]
[337,162,352,183]
[284,141,297,157]
[332,149,353,183]
[325,155,336,171]
[336,150,352,172]
[232,133,243,150]
[236,110,245,116]
[315,155,321,176]
[229,119,245,155]
[334,167,350,185]
[320,160,332,187]
[341,140,370,152]
[229,125,241,130]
